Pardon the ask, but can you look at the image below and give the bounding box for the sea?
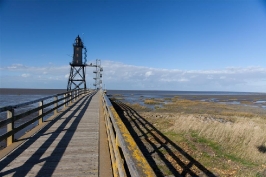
[0,88,266,149]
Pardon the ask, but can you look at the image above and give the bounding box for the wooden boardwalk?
[0,92,108,177]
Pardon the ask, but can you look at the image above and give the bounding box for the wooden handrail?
[0,89,92,146]
[101,90,156,177]
[0,90,75,112]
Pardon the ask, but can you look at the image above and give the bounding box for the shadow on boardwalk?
[0,93,94,177]
[111,99,216,177]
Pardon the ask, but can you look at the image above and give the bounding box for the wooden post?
[54,96,58,115]
[71,91,73,103]
[39,101,43,124]
[7,109,14,146]
[64,94,67,108]
[67,93,70,105]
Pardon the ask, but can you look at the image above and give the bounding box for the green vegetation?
[190,131,257,167]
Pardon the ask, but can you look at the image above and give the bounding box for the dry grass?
[140,112,266,176]
[144,98,163,104]
[169,114,266,163]
[124,97,266,176]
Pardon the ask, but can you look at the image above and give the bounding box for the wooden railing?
[1,89,156,176]
[0,89,91,146]
[101,90,156,177]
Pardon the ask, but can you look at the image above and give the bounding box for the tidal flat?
[111,94,266,177]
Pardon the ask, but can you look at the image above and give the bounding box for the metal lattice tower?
[67,35,87,91]
[93,59,103,89]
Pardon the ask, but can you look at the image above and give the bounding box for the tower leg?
[67,64,86,91]
[83,66,86,89]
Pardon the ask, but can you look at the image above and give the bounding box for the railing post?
[7,109,14,146]
[68,93,71,105]
[54,96,58,115]
[64,94,67,108]
[39,101,43,124]
[71,91,74,103]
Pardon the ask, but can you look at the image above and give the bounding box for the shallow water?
[107,90,266,110]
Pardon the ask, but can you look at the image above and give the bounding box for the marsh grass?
[163,97,172,101]
[125,97,266,176]
[144,98,164,104]
[141,112,266,176]
[240,100,253,104]
[157,98,266,118]
[129,103,151,111]
[171,114,266,162]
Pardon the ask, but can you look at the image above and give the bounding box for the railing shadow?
[0,93,94,176]
[111,99,216,177]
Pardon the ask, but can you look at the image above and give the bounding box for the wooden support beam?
[7,109,14,146]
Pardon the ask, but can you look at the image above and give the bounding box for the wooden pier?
[0,90,155,177]
[0,92,101,176]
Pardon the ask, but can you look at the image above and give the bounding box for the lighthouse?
[72,35,83,65]
[67,35,87,91]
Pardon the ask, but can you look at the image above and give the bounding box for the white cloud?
[0,61,266,92]
[178,78,189,82]
[21,73,30,78]
[145,71,153,77]
[0,64,71,88]
[101,60,266,92]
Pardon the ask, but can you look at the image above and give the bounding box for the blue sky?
[1,0,266,92]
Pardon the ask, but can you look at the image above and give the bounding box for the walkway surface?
[0,92,107,177]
